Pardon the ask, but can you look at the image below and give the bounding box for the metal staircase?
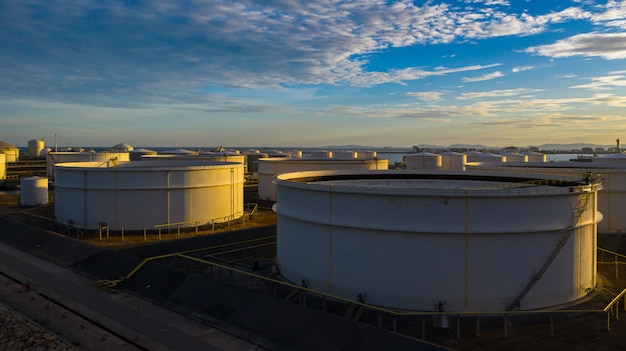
[506,190,591,311]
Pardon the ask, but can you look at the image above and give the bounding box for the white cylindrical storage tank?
[333,150,357,159]
[503,153,528,163]
[28,139,45,158]
[522,151,547,163]
[129,148,158,161]
[40,148,52,157]
[405,152,442,170]
[356,150,377,159]
[593,153,626,163]
[275,170,602,312]
[0,141,19,163]
[246,152,268,173]
[110,142,134,153]
[0,153,6,180]
[309,150,333,158]
[464,150,483,163]
[161,148,198,155]
[283,150,303,158]
[54,160,244,229]
[468,161,626,234]
[20,176,48,206]
[440,151,466,171]
[46,152,130,179]
[258,157,389,201]
[475,152,506,163]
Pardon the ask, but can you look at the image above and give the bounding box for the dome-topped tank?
[0,141,19,163]
[111,142,134,152]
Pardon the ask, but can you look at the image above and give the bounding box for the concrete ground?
[0,240,270,351]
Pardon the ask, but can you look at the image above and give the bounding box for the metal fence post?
[475,315,480,337]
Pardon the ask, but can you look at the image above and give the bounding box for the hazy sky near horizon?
[2,0,626,148]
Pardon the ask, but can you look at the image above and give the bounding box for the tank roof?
[0,141,18,149]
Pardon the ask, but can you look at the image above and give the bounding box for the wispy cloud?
[525,32,626,60]
[570,75,626,90]
[461,71,505,82]
[407,91,445,101]
[457,88,544,100]
[512,66,534,73]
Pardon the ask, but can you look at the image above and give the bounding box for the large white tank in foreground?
[258,157,389,201]
[275,170,601,312]
[54,160,244,229]
[46,152,130,179]
[0,153,6,180]
[468,158,626,234]
[20,177,48,206]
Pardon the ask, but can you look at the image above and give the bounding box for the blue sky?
[2,0,626,148]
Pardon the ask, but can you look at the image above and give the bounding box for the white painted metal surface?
[257,157,389,201]
[333,151,357,159]
[46,152,130,179]
[20,177,48,206]
[405,152,442,170]
[110,142,134,152]
[28,139,45,157]
[0,153,6,180]
[503,153,528,163]
[521,151,547,162]
[275,170,601,311]
[469,160,626,234]
[54,159,244,229]
[310,150,333,158]
[439,151,466,171]
[0,141,19,163]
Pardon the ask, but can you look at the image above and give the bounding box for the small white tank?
[405,152,442,170]
[129,148,157,161]
[283,150,303,158]
[333,151,357,159]
[28,139,45,158]
[309,150,333,158]
[503,153,528,163]
[440,151,466,171]
[356,150,377,159]
[521,151,547,162]
[20,177,48,206]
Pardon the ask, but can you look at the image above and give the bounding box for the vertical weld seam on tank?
[328,184,333,291]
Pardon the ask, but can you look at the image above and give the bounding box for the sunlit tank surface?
[275,170,602,312]
[439,151,466,171]
[0,141,19,163]
[405,152,442,170]
[46,152,130,179]
[468,156,626,234]
[28,139,45,157]
[258,157,389,201]
[54,159,244,229]
[0,153,5,180]
[20,176,48,206]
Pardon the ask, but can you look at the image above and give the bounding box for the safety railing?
[99,240,626,342]
[15,204,261,241]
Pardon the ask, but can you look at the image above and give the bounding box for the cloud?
[461,71,505,82]
[525,32,626,60]
[0,0,605,107]
[570,75,626,91]
[512,66,534,73]
[407,92,444,101]
[457,88,544,100]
